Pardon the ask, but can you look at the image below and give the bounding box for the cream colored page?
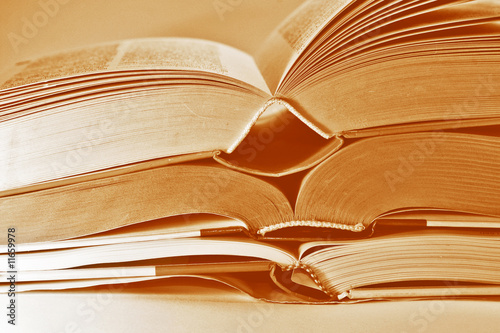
[114,38,271,95]
[0,38,271,95]
[9,215,247,253]
[0,42,121,89]
[256,0,355,93]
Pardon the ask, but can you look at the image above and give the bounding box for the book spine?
[270,263,334,301]
[227,97,331,154]
[264,98,330,139]
[257,221,365,236]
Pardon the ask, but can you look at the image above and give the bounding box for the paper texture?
[1,38,270,94]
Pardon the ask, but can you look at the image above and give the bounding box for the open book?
[3,131,500,243]
[2,0,500,303]
[3,222,500,302]
[1,0,500,192]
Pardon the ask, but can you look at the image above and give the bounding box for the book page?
[255,0,355,93]
[0,38,271,95]
[3,214,248,253]
[0,237,296,271]
[0,43,120,89]
[114,38,271,95]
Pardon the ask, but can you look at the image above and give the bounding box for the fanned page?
[255,0,500,136]
[0,38,274,192]
[0,161,294,244]
[298,229,500,300]
[0,214,249,253]
[285,0,500,134]
[255,0,355,93]
[0,37,270,94]
[0,237,296,271]
[4,130,500,245]
[293,131,500,233]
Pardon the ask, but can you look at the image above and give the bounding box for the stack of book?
[1,0,500,305]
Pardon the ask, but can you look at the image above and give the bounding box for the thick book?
[3,227,500,302]
[3,131,500,243]
[1,0,500,192]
